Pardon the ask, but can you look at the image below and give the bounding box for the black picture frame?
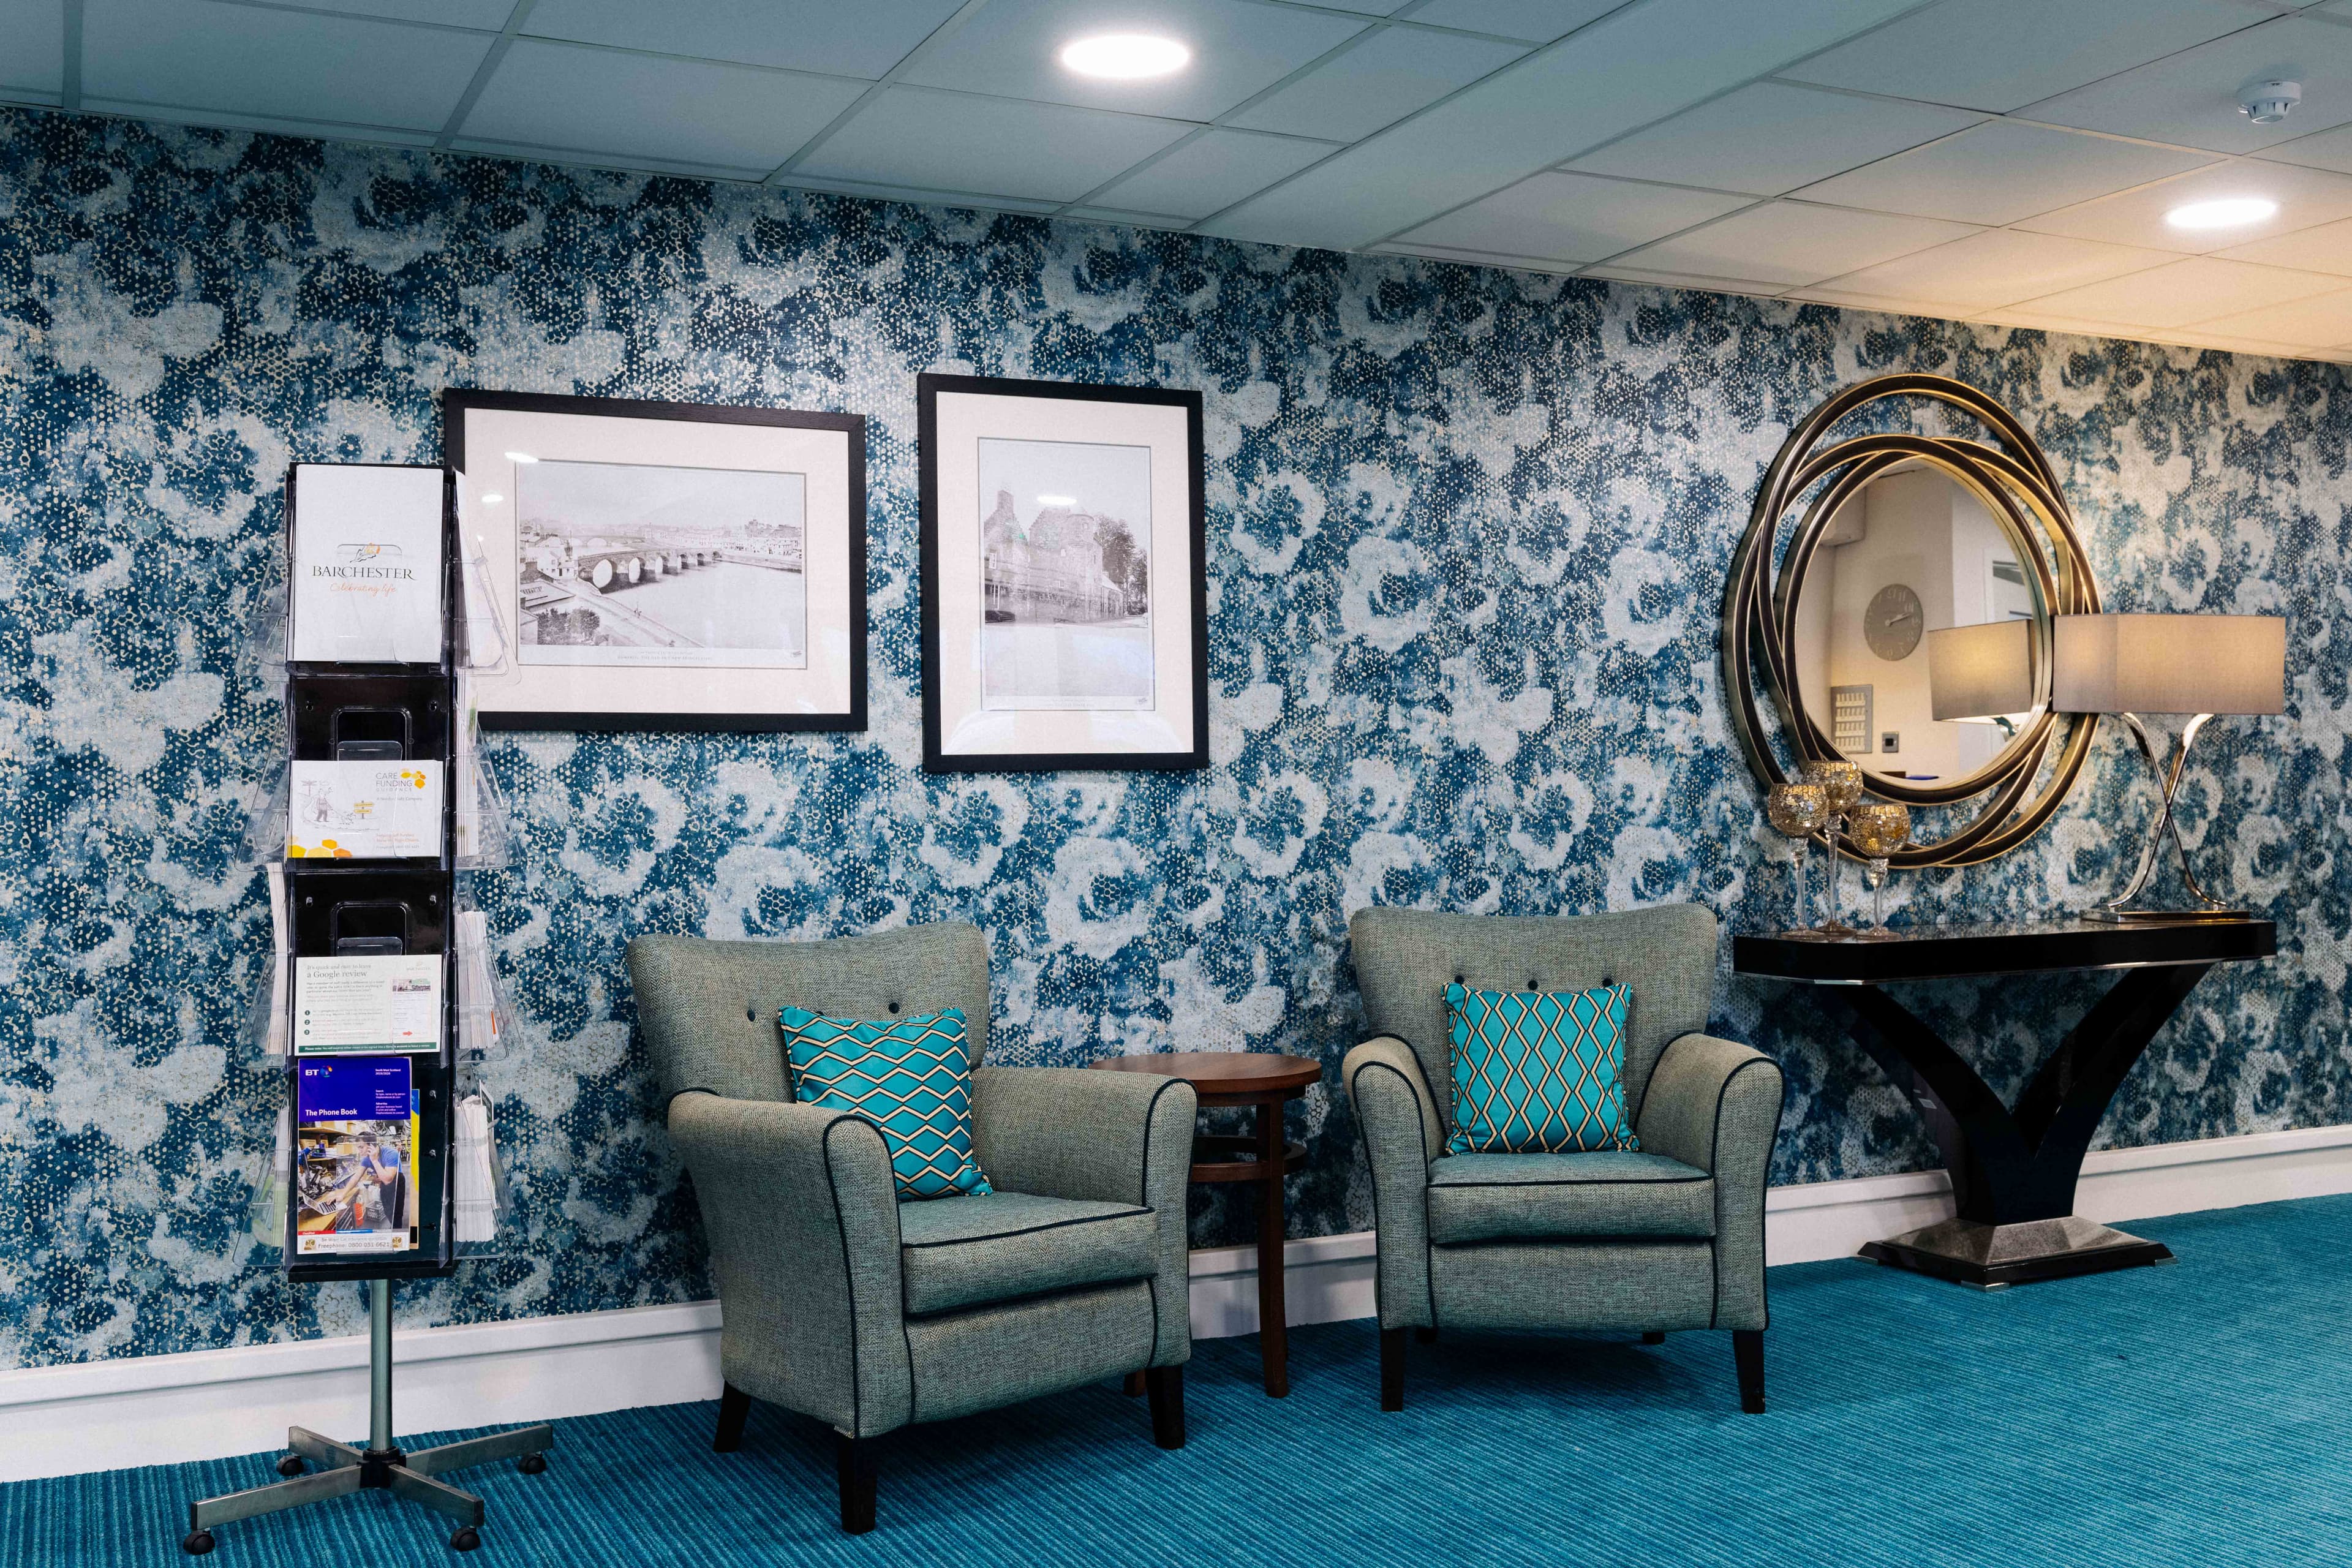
[441,388,867,734]
[917,372,1208,773]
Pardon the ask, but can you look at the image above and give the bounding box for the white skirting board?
[6,1121,2349,1484]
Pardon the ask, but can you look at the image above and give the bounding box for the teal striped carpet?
[11,1194,2352,1566]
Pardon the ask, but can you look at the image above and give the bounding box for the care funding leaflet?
[294,954,443,1054]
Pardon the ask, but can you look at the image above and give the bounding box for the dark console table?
[1735,920,2275,1289]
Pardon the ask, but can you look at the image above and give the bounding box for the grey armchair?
[1342,904,1784,1414]
[626,922,1197,1534]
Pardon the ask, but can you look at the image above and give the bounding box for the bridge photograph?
[514,458,809,670]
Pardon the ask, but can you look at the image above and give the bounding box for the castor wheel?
[277,1453,307,1477]
[518,1452,547,1475]
[449,1525,481,1552]
[181,1529,216,1555]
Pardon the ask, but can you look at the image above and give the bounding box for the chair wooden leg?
[836,1431,878,1534]
[1415,1327,1438,1344]
[1122,1371,1147,1396]
[1145,1366,1186,1450]
[1642,1331,1666,1346]
[1380,1327,1406,1412]
[713,1383,749,1452]
[1733,1330,1765,1415]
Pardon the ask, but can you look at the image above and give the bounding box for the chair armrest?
[1342,1036,1441,1329]
[968,1066,1198,1366]
[1634,1032,1785,1332]
[668,1092,913,1436]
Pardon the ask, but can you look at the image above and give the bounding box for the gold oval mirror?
[1722,374,2101,868]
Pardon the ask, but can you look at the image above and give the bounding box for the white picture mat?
[932,391,1196,758]
[456,405,856,720]
[289,464,446,665]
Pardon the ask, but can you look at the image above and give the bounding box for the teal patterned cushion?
[781,1006,994,1199]
[1444,982,1640,1155]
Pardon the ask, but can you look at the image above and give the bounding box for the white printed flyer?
[290,464,446,665]
[294,954,443,1054]
[287,760,443,859]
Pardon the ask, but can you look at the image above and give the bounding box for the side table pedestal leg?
[1257,1098,1288,1397]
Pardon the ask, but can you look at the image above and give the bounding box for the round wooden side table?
[1089,1051,1319,1396]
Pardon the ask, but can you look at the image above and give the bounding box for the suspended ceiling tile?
[459,40,866,171]
[1319,0,1417,13]
[78,100,439,146]
[2018,15,2352,156]
[1576,263,1787,300]
[2015,159,2352,253]
[2014,255,2343,327]
[1809,229,2177,312]
[83,0,492,130]
[783,174,1061,213]
[1087,128,1336,219]
[1779,0,2267,114]
[895,0,1368,123]
[1197,0,1921,253]
[2257,119,2352,176]
[1225,26,1528,144]
[1395,171,1750,264]
[448,138,771,183]
[2195,286,2352,347]
[1975,307,2148,340]
[1566,82,1982,198]
[1375,241,1582,276]
[796,86,1194,204]
[2213,214,2352,276]
[1794,121,2213,226]
[0,0,64,97]
[1609,201,1979,288]
[1063,206,1199,231]
[520,0,968,80]
[299,0,517,25]
[1403,1,1628,45]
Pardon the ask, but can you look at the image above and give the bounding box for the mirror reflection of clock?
[1864,583,1923,660]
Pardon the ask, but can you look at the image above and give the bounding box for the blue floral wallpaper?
[4,107,2347,1368]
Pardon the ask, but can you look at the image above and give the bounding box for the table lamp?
[2051,612,2285,922]
[1928,619,2037,730]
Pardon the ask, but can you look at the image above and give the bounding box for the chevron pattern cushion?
[782,1006,994,1200]
[1443,982,1640,1155]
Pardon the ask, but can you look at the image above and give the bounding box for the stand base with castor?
[183,1282,552,1555]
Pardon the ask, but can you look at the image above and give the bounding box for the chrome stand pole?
[369,1278,394,1454]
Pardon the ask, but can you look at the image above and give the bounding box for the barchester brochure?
[295,1057,420,1256]
[290,464,447,665]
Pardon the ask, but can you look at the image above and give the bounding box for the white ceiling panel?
[1378,241,1579,275]
[1395,171,1750,262]
[2016,255,2343,326]
[2019,16,2352,156]
[1087,128,1335,217]
[298,1,518,26]
[1065,206,1197,230]
[796,86,1194,203]
[447,138,772,182]
[1794,121,2214,226]
[782,174,1061,214]
[460,41,866,170]
[1779,0,2267,114]
[1,0,64,97]
[83,0,492,130]
[2258,119,2352,176]
[2196,286,2352,347]
[1225,26,1527,144]
[520,0,967,80]
[1566,83,1981,197]
[895,0,1367,122]
[1402,1,1628,45]
[1577,262,1784,298]
[1610,201,1979,287]
[78,100,439,146]
[2214,214,2352,276]
[1197,0,1921,252]
[1807,229,2174,312]
[2015,159,2352,252]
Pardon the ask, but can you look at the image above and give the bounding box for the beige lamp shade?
[1928,620,2038,722]
[2051,612,2285,715]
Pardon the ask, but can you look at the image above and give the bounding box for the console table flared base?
[1860,1215,2174,1291]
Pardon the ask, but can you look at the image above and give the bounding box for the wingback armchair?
[1343,904,1784,1414]
[627,922,1197,1534]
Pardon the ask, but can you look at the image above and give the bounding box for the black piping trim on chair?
[818,1114,894,1440]
[900,1207,1154,1249]
[1703,1055,1782,1333]
[1348,1055,1434,1330]
[1136,1076,1185,1366]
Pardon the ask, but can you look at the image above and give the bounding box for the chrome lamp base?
[2087,712,2254,925]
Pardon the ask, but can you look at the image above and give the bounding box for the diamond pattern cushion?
[1425,1151,1714,1243]
[896,1191,1158,1316]
[782,1006,993,1199]
[1444,982,1639,1155]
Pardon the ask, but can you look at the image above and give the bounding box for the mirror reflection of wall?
[1792,464,2043,785]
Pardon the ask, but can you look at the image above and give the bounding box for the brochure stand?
[187,464,546,1557]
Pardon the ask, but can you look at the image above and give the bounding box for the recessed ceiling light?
[2165,197,2278,230]
[504,450,540,464]
[1059,33,1189,80]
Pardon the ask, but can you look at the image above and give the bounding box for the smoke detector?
[2239,78,2301,126]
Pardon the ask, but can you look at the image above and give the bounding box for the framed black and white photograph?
[442,390,865,731]
[918,374,1205,772]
